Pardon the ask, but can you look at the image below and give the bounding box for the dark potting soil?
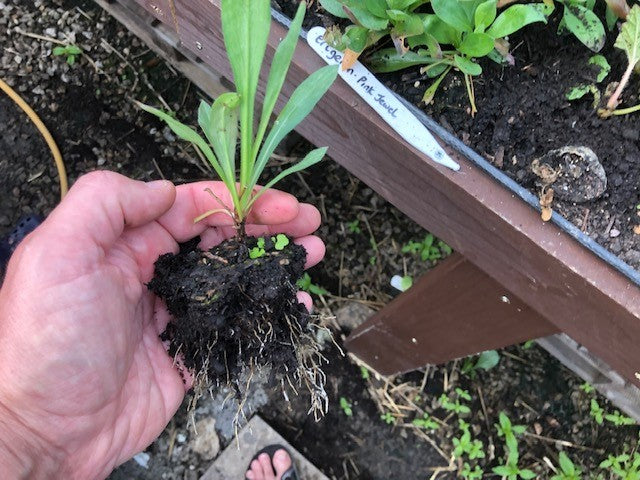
[148,235,316,392]
[273,1,640,271]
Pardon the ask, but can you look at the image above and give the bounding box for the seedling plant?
[551,452,583,480]
[141,0,339,419]
[52,45,82,65]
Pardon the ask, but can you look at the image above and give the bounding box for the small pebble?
[610,228,621,238]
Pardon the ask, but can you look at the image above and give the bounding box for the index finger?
[156,181,300,242]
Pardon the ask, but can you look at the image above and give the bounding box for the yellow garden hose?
[0,78,68,200]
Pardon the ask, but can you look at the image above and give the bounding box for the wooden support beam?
[346,254,560,375]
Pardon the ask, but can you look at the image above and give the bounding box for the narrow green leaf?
[369,49,441,73]
[247,147,327,209]
[558,452,575,475]
[487,4,549,39]
[221,0,270,188]
[519,470,536,480]
[319,0,350,18]
[255,2,306,161]
[248,65,338,192]
[563,3,606,52]
[454,54,482,75]
[458,32,495,57]
[422,66,451,104]
[205,93,240,187]
[137,102,230,186]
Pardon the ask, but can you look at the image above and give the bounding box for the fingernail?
[147,180,172,190]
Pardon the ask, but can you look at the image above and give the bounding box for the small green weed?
[360,365,370,380]
[340,397,353,417]
[402,234,452,262]
[412,413,439,431]
[52,45,82,65]
[461,463,484,479]
[453,419,485,460]
[380,411,396,425]
[347,219,361,234]
[580,382,596,394]
[439,388,471,415]
[551,451,582,480]
[273,233,289,250]
[600,451,640,479]
[249,237,266,259]
[590,399,605,425]
[461,349,500,377]
[297,272,329,296]
[605,410,636,426]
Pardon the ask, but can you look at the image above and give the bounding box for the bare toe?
[246,459,265,480]
[273,450,293,479]
[259,453,276,480]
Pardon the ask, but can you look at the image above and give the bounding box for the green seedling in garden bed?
[461,349,501,377]
[580,382,596,394]
[496,411,526,461]
[591,398,606,424]
[461,463,484,480]
[605,410,636,426]
[347,219,361,234]
[402,233,452,262]
[412,412,439,430]
[366,0,552,114]
[600,450,640,478]
[340,396,354,416]
[360,365,370,379]
[380,411,396,424]
[52,45,82,65]
[297,272,330,296]
[566,54,611,107]
[551,452,582,480]
[453,419,486,460]
[493,419,536,479]
[439,388,471,415]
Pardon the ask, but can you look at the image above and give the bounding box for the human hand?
[0,171,324,479]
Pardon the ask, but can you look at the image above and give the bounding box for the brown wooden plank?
[170,0,640,387]
[129,0,176,29]
[346,254,560,375]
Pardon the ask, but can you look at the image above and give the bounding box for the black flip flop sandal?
[245,444,299,480]
[0,214,42,281]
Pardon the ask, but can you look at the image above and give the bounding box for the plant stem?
[237,220,247,241]
[464,74,477,117]
[611,102,640,115]
[607,61,635,110]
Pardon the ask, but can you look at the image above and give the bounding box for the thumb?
[45,171,176,250]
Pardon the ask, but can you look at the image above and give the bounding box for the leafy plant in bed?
[137,0,338,415]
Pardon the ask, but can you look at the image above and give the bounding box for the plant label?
[307,26,460,172]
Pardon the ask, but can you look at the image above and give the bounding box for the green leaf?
[475,0,498,31]
[364,0,388,18]
[136,102,229,185]
[274,234,290,250]
[369,49,441,73]
[387,0,416,9]
[343,25,371,53]
[254,2,306,161]
[348,5,390,29]
[400,276,413,291]
[248,147,328,209]
[454,54,482,75]
[589,54,611,82]
[558,452,575,475]
[493,466,514,475]
[221,0,271,188]
[487,4,549,39]
[249,66,337,190]
[52,46,66,56]
[387,10,424,38]
[422,66,451,103]
[518,470,536,480]
[66,45,82,55]
[615,5,640,70]
[421,14,462,45]
[458,32,495,57]
[475,350,500,370]
[319,0,350,18]
[200,93,240,187]
[432,0,473,33]
[563,3,606,52]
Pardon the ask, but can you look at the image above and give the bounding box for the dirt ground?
[1,1,639,479]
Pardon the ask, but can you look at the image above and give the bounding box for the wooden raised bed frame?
[102,0,640,393]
